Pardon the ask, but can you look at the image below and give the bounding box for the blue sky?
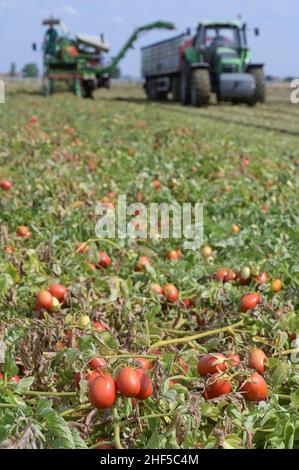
[0,0,297,77]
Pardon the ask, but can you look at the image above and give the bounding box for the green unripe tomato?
[241,266,251,280]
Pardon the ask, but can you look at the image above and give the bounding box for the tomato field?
[0,81,299,449]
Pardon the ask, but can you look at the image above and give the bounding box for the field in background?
[0,81,298,449]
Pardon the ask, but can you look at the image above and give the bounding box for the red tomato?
[49,284,67,302]
[240,372,268,401]
[179,357,189,373]
[54,341,65,351]
[248,349,267,374]
[256,272,268,285]
[227,354,241,368]
[30,115,38,124]
[203,374,231,400]
[4,245,14,255]
[240,293,261,312]
[224,270,237,283]
[93,321,108,332]
[16,226,31,238]
[89,357,107,371]
[163,283,179,302]
[37,290,53,310]
[215,268,229,282]
[89,375,116,409]
[135,369,153,400]
[150,283,164,296]
[183,299,191,307]
[116,367,141,398]
[98,252,111,269]
[135,256,150,272]
[96,440,115,450]
[0,373,2,380]
[152,179,161,191]
[167,250,179,261]
[1,180,12,190]
[135,358,150,369]
[271,279,282,292]
[197,353,228,377]
[11,375,20,383]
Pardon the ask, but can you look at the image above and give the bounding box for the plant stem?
[273,347,299,357]
[120,412,173,427]
[60,403,91,418]
[149,320,244,351]
[113,408,123,449]
[168,375,196,382]
[0,403,19,409]
[15,390,77,398]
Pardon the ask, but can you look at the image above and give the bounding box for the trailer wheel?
[180,62,191,105]
[248,67,266,105]
[171,77,180,102]
[83,80,95,99]
[191,69,211,107]
[145,79,157,100]
[43,78,54,97]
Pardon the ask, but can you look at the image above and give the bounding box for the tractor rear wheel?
[248,67,266,105]
[191,69,211,107]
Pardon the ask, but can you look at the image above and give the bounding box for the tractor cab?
[195,22,251,76]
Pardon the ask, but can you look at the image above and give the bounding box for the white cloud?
[62,5,78,16]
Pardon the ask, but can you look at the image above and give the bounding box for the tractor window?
[204,27,240,48]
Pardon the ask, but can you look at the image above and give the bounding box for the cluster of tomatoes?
[35,284,68,313]
[214,265,282,313]
[76,359,153,410]
[76,244,111,272]
[198,349,268,401]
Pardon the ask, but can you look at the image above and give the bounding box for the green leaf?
[272,361,288,387]
[39,408,75,449]
[15,376,34,393]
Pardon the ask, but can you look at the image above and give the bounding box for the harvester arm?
[99,21,176,73]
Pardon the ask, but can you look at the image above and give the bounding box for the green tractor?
[142,20,266,106]
[34,18,175,98]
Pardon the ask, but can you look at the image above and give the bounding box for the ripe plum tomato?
[248,349,267,374]
[49,284,67,302]
[240,372,267,401]
[135,369,153,400]
[116,367,141,398]
[197,353,227,377]
[89,375,116,409]
[240,293,261,312]
[203,374,231,400]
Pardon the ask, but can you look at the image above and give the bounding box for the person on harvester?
[44,25,58,58]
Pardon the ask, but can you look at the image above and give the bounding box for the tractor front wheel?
[248,67,266,105]
[191,69,211,107]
